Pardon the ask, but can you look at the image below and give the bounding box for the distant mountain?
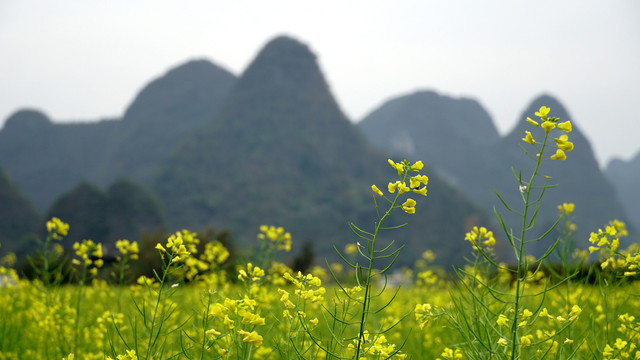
[0,167,40,258]
[153,36,487,266]
[359,92,632,255]
[96,60,237,184]
[0,60,236,211]
[359,91,500,199]
[44,178,164,249]
[606,151,640,232]
[0,110,119,210]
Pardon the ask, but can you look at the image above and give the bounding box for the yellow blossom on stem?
[558,202,575,215]
[411,160,424,170]
[238,330,263,347]
[557,120,572,132]
[402,198,416,214]
[541,121,556,133]
[521,334,534,347]
[496,314,509,327]
[522,131,536,145]
[550,149,567,160]
[526,117,539,127]
[371,184,384,197]
[535,106,551,120]
[388,159,404,176]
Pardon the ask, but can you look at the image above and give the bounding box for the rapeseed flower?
[371,184,384,196]
[46,217,69,240]
[402,198,416,214]
[523,130,536,145]
[550,149,567,160]
[558,202,575,215]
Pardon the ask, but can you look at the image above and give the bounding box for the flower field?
[1,106,639,359]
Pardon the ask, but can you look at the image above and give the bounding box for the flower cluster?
[281,271,326,306]
[207,294,266,353]
[115,239,139,261]
[371,159,428,214]
[257,225,292,252]
[346,330,408,359]
[155,230,199,263]
[414,303,434,330]
[438,347,463,360]
[464,226,496,250]
[588,220,640,277]
[522,106,574,161]
[46,217,69,240]
[72,239,104,275]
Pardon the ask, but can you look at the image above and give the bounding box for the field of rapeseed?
[1,106,639,359]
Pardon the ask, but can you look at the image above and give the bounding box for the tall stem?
[510,132,548,359]
[355,170,406,359]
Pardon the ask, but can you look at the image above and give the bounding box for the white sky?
[1,1,639,167]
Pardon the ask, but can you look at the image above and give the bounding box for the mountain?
[0,110,119,210]
[359,92,632,256]
[359,90,501,199]
[44,179,164,249]
[606,151,640,232]
[0,167,40,259]
[95,60,237,184]
[153,36,487,266]
[0,60,236,211]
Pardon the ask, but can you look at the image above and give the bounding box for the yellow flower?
[522,131,536,145]
[557,120,572,132]
[521,334,534,347]
[541,121,556,133]
[411,160,424,170]
[388,181,399,193]
[402,198,416,214]
[554,134,574,151]
[498,338,508,346]
[371,184,384,197]
[550,149,566,160]
[496,314,509,327]
[535,106,551,120]
[238,330,263,347]
[526,117,539,127]
[388,159,404,176]
[413,187,427,196]
[558,202,575,215]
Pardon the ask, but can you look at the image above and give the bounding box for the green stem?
[145,255,172,360]
[510,131,548,360]
[355,170,406,359]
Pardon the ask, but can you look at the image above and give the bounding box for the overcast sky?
[1,1,639,167]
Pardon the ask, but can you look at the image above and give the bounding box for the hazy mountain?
[359,92,632,255]
[44,179,164,249]
[359,91,501,201]
[0,60,236,211]
[0,167,40,259]
[153,36,487,266]
[95,60,237,184]
[606,151,640,231]
[0,110,119,210]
